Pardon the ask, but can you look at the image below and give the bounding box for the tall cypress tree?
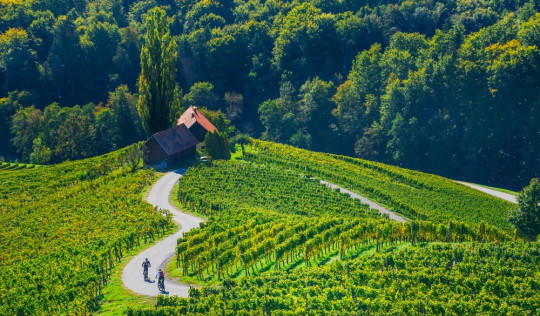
[137,7,181,136]
[205,131,231,160]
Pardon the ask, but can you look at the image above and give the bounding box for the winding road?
[320,180,406,222]
[456,181,517,204]
[122,170,203,297]
[122,170,406,298]
[123,169,510,298]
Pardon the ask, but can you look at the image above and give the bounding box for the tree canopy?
[0,0,538,189]
[509,178,540,241]
[137,6,180,136]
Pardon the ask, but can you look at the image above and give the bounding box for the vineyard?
[168,160,509,284]
[3,140,537,315]
[246,141,516,232]
[0,161,41,170]
[120,142,537,315]
[133,242,540,315]
[0,146,172,315]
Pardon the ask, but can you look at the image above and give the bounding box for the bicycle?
[157,277,165,292]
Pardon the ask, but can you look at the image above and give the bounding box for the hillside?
[120,143,536,315]
[248,140,516,231]
[0,146,172,315]
[1,141,537,315]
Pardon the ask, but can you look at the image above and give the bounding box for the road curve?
[122,170,204,297]
[320,180,407,222]
[456,181,517,204]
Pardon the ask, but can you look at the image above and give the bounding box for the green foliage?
[204,130,230,160]
[182,82,218,110]
[10,105,43,160]
[29,136,50,164]
[0,0,538,190]
[141,242,540,315]
[247,140,516,232]
[107,85,144,148]
[197,107,234,136]
[0,147,172,315]
[509,178,540,241]
[137,7,181,136]
[230,133,251,155]
[9,94,144,163]
[0,28,39,95]
[122,143,143,172]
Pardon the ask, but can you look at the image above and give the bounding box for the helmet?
[158,268,162,271]
[145,258,148,260]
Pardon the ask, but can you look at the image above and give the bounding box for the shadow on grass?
[285,258,305,272]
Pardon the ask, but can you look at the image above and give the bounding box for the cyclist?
[142,258,151,280]
[156,268,165,291]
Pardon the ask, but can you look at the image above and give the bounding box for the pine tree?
[136,7,181,136]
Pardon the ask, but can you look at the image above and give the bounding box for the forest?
[1,0,539,189]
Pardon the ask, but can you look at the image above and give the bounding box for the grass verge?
[471,182,519,196]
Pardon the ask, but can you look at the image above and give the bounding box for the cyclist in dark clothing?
[142,258,151,280]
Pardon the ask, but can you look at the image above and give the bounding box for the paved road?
[456,181,517,204]
[320,180,407,222]
[122,170,203,297]
[122,171,405,298]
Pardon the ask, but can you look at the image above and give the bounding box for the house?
[142,123,199,169]
[177,105,218,142]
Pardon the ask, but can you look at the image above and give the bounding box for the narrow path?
[122,170,203,297]
[456,181,517,204]
[319,180,407,222]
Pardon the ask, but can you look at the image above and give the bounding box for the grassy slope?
[0,147,171,315]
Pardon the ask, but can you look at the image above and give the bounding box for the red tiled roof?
[177,105,218,133]
[150,123,199,156]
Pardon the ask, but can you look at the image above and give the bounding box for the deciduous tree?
[508,178,540,241]
[137,7,181,136]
